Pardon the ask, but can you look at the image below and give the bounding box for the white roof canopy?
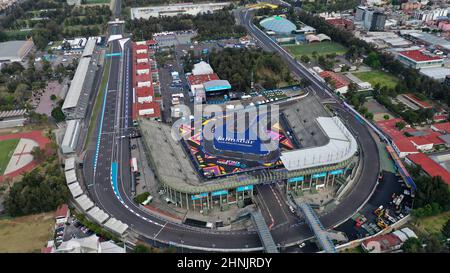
[280,117,358,171]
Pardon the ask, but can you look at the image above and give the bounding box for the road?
[82,7,382,252]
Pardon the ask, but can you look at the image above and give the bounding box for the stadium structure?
[138,83,359,212]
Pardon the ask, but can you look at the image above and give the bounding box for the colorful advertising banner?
[288,176,304,183]
[330,169,344,175]
[312,172,327,179]
[211,190,228,197]
[191,192,208,200]
[236,185,254,192]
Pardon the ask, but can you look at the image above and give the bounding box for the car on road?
[299,242,306,248]
[289,206,295,214]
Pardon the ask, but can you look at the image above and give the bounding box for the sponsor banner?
[211,190,228,197]
[191,192,208,200]
[236,185,254,192]
[288,176,304,183]
[312,172,327,179]
[330,169,344,175]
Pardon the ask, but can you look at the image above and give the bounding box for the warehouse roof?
[260,16,297,34]
[62,58,91,110]
[399,50,442,62]
[407,153,450,185]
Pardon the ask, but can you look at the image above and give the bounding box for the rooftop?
[433,122,450,133]
[55,204,69,218]
[187,73,219,86]
[407,153,450,185]
[319,71,350,89]
[398,50,443,63]
[260,16,297,34]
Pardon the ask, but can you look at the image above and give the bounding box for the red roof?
[136,62,150,71]
[402,93,432,109]
[187,73,219,86]
[433,114,447,122]
[407,153,450,185]
[135,53,149,60]
[136,86,154,97]
[55,204,69,218]
[134,101,161,119]
[147,40,157,45]
[399,50,443,62]
[135,73,151,84]
[393,137,418,153]
[326,18,353,27]
[134,44,148,51]
[432,122,450,133]
[319,71,349,89]
[41,247,53,253]
[362,234,403,252]
[408,131,444,147]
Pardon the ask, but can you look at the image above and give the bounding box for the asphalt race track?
[82,7,381,251]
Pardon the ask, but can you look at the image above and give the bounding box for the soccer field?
[0,138,19,175]
[284,42,347,58]
[352,71,399,89]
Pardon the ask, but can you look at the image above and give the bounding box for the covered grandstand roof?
[260,16,297,34]
[187,73,219,86]
[62,58,91,110]
[82,38,96,58]
[280,117,357,171]
[87,206,109,224]
[75,194,94,211]
[64,157,76,172]
[203,79,232,92]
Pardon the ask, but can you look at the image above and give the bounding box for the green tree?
[383,114,390,120]
[395,121,406,130]
[402,237,423,253]
[134,244,151,253]
[442,219,450,239]
[300,55,310,63]
[51,106,65,122]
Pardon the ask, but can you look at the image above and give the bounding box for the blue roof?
[204,80,231,92]
[260,16,297,34]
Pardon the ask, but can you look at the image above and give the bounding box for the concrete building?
[397,49,443,69]
[414,8,448,21]
[61,119,81,154]
[0,39,34,63]
[364,11,387,31]
[0,109,27,129]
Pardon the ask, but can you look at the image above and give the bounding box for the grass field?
[0,138,20,175]
[284,42,347,58]
[352,70,399,89]
[413,211,450,236]
[0,212,54,253]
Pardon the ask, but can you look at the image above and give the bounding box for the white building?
[130,2,231,19]
[61,119,81,154]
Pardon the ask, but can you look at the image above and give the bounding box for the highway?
[81,6,381,252]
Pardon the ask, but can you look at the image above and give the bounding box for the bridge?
[249,209,279,253]
[294,200,336,253]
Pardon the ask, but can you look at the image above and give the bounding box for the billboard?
[191,192,208,200]
[211,190,228,197]
[330,169,344,175]
[236,185,254,192]
[288,176,304,183]
[312,172,327,179]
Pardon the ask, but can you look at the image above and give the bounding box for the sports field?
[352,71,399,89]
[284,42,347,58]
[0,212,54,253]
[0,139,19,175]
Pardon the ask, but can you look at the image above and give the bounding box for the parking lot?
[336,170,413,241]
